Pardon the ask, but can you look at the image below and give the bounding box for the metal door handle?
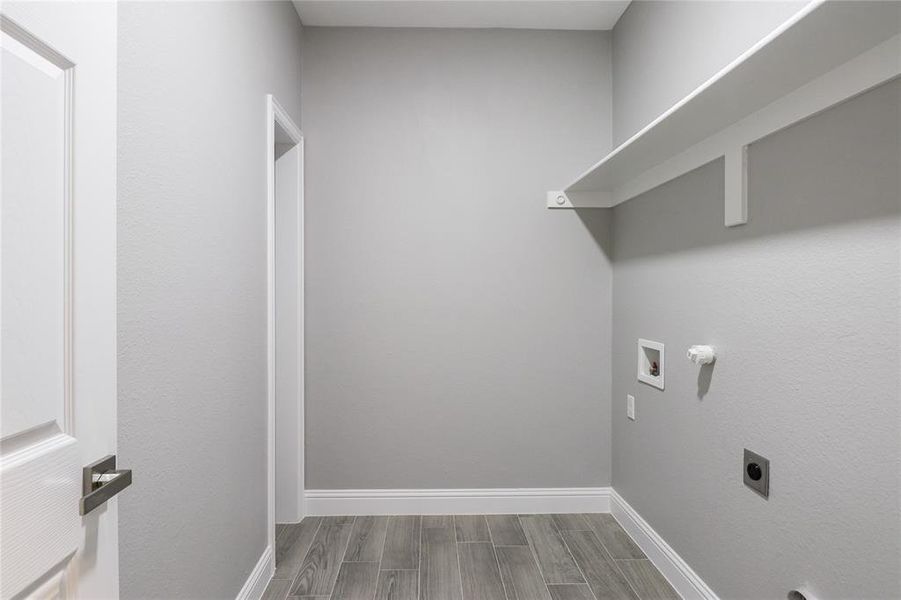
[80,455,132,515]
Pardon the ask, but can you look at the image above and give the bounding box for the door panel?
[1,28,69,440]
[0,433,80,598]
[1,2,118,598]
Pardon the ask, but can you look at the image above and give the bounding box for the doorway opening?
[267,95,304,554]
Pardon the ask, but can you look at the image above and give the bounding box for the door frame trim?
[265,94,304,563]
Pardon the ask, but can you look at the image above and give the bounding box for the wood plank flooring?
[263,514,677,600]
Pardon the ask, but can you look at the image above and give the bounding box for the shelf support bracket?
[546,190,611,209]
[724,144,748,227]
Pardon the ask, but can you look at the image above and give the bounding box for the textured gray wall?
[117,3,303,598]
[610,80,901,599]
[302,27,614,489]
[611,0,805,145]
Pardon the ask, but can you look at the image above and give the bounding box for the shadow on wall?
[573,207,614,262]
[696,363,714,399]
[570,80,900,264]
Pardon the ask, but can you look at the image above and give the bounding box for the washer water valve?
[686,345,716,365]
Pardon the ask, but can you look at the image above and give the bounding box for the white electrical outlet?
[627,394,636,420]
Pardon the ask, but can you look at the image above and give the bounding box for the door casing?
[266,94,304,554]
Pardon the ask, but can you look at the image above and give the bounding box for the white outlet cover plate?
[627,394,635,420]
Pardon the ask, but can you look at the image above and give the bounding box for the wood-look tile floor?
[263,514,678,600]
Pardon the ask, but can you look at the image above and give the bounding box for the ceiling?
[291,1,632,31]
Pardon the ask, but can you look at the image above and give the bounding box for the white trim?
[235,545,274,600]
[295,137,306,522]
[62,50,74,436]
[266,95,304,556]
[265,96,275,560]
[610,490,719,600]
[305,488,611,516]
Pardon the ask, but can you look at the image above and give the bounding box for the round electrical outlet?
[746,462,763,481]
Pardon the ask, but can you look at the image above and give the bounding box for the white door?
[1,2,120,598]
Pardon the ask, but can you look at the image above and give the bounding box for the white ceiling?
[291,1,632,31]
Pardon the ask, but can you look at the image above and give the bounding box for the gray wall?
[611,0,805,145]
[117,3,303,598]
[302,27,614,489]
[610,80,901,599]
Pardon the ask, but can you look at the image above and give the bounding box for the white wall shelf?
[548,0,901,226]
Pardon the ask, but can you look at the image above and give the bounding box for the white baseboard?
[235,544,274,600]
[610,490,718,600]
[305,487,611,516]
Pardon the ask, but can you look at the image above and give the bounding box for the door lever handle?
[80,455,132,515]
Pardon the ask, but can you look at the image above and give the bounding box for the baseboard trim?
[610,490,718,600]
[305,487,611,516]
[235,544,274,600]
